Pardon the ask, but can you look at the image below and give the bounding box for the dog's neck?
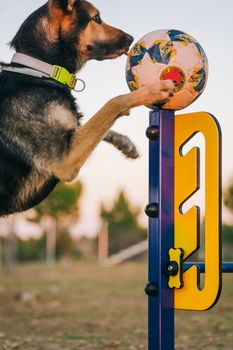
[11,40,85,75]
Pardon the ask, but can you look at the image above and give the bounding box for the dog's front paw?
[104,131,139,159]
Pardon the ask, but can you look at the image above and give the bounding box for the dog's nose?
[126,34,134,46]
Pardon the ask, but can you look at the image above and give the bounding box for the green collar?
[7,53,86,92]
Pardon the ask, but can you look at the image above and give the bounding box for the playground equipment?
[124,29,233,349]
[99,108,233,348]
[145,109,233,350]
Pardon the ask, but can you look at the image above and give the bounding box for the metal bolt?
[146,126,159,140]
[145,282,158,297]
[145,203,159,218]
[166,261,179,276]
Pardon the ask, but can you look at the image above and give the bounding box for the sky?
[0,0,233,237]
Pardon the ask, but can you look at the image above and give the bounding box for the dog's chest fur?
[0,73,82,216]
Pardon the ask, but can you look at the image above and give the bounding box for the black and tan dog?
[0,0,174,217]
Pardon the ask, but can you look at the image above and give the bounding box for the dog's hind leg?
[103,131,139,159]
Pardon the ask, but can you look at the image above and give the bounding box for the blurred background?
[0,1,232,349]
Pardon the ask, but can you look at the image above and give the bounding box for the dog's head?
[11,0,134,72]
[50,0,134,61]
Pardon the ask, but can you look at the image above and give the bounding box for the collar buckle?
[50,65,77,89]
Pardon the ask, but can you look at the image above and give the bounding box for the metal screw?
[145,203,159,218]
[146,126,159,140]
[166,261,179,276]
[145,282,158,297]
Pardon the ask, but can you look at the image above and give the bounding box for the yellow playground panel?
[174,112,221,311]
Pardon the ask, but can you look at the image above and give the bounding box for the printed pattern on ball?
[147,40,176,64]
[126,69,139,91]
[167,29,195,45]
[125,29,208,110]
[160,66,186,92]
[129,42,147,68]
[188,67,207,95]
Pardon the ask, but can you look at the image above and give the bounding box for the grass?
[0,262,232,350]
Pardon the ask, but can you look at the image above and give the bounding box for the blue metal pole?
[184,262,233,273]
[145,110,175,350]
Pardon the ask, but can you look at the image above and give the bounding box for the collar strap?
[10,53,85,92]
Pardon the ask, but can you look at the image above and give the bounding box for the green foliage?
[34,181,83,219]
[222,225,233,245]
[22,181,83,262]
[17,230,77,262]
[223,179,233,260]
[224,180,233,211]
[17,237,45,262]
[222,225,233,261]
[56,230,76,259]
[101,191,147,255]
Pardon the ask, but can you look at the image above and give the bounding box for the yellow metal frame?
[174,112,221,311]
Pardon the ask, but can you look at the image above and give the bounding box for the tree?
[224,179,233,212]
[31,181,83,263]
[4,216,17,274]
[222,225,233,245]
[100,191,147,255]
[223,180,233,260]
[17,236,45,262]
[34,181,83,221]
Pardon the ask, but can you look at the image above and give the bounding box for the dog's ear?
[49,0,81,13]
[67,0,80,12]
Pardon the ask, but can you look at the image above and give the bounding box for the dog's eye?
[92,15,102,24]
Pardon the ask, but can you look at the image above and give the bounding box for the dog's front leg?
[49,81,174,182]
[50,97,131,181]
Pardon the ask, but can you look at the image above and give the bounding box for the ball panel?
[126,69,139,91]
[167,29,196,46]
[147,40,177,65]
[160,66,186,93]
[188,67,208,95]
[174,43,200,70]
[133,59,162,87]
[163,89,195,110]
[139,30,171,47]
[128,42,147,70]
[195,41,208,69]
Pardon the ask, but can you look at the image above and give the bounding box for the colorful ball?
[125,29,208,110]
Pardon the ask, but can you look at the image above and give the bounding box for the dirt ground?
[0,262,232,350]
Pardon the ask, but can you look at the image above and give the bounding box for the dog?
[0,0,174,217]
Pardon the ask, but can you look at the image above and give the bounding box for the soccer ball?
[125,29,208,110]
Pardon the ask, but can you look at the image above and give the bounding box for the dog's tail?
[104,131,139,159]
